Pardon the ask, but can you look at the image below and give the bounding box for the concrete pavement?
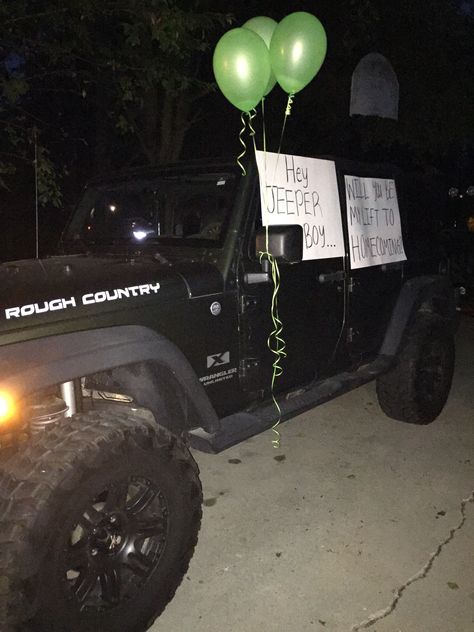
[154,316,474,632]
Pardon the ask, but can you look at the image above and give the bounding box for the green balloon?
[270,12,327,94]
[213,28,271,112]
[242,16,278,96]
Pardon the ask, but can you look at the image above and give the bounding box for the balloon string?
[250,99,291,447]
[285,92,295,116]
[276,93,294,158]
[258,249,287,448]
[252,107,286,448]
[260,98,270,257]
[247,109,257,154]
[237,111,248,176]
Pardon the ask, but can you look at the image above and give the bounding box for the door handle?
[318,270,345,283]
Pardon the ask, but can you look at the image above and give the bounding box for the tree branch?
[0,151,33,164]
[5,8,69,25]
[122,102,155,165]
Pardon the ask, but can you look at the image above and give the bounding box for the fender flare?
[0,325,219,433]
[380,275,457,356]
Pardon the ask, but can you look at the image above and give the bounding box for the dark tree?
[0,0,232,204]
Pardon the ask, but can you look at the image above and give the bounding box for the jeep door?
[335,161,405,363]
[238,193,346,397]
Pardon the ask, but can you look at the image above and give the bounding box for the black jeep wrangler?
[0,157,456,631]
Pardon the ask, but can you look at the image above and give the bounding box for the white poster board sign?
[345,175,406,269]
[256,150,345,261]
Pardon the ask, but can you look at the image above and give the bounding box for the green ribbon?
[285,92,295,116]
[259,247,287,448]
[236,111,248,176]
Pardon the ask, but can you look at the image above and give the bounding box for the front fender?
[380,275,457,356]
[0,325,219,433]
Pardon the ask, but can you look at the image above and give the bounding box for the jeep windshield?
[64,170,237,249]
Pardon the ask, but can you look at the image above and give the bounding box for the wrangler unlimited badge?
[4,282,161,319]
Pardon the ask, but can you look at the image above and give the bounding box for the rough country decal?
[4,283,160,319]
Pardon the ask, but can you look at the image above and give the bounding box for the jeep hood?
[0,255,223,330]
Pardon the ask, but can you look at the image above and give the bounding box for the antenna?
[34,130,39,259]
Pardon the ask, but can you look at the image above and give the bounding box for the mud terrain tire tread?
[376,313,455,424]
[0,409,202,632]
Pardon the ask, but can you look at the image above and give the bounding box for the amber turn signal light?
[0,391,16,425]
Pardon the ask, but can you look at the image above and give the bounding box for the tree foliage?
[0,0,232,204]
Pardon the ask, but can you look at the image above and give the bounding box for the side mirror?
[255,225,303,264]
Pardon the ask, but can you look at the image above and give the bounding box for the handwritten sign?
[256,151,345,260]
[345,175,406,269]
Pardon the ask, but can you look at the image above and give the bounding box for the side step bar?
[189,355,393,453]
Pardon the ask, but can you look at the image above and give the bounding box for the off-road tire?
[0,409,202,632]
[376,314,455,424]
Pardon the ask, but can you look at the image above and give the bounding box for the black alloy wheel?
[65,476,169,611]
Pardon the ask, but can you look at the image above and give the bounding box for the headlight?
[466,186,474,197]
[448,187,459,198]
[0,391,16,426]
